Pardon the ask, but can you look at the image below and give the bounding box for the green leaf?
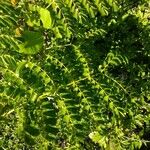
[104,95,109,102]
[99,90,105,96]
[112,3,119,12]
[53,27,62,38]
[108,0,113,6]
[89,131,101,143]
[109,101,114,110]
[18,31,44,55]
[89,7,95,18]
[38,8,52,29]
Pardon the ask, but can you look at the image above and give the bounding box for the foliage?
[0,0,150,149]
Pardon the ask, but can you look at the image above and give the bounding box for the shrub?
[0,0,150,149]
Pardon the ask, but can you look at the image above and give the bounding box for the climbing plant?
[0,0,150,149]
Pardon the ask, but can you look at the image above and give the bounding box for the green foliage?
[0,0,150,149]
